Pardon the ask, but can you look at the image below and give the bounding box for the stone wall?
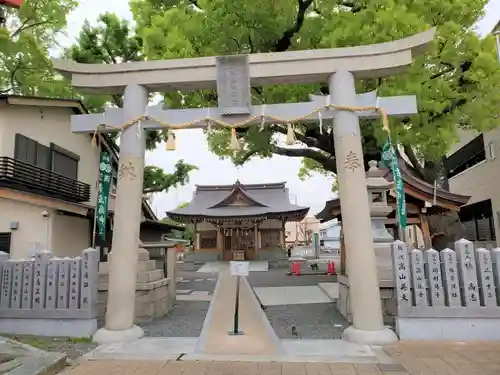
[393,239,500,340]
[97,248,173,324]
[0,248,99,337]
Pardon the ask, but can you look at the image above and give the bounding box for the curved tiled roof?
[315,162,470,222]
[167,181,309,221]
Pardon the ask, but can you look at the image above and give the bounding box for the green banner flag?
[96,151,112,241]
[381,137,407,230]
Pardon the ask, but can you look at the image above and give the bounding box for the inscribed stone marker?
[410,249,427,307]
[491,248,500,306]
[45,257,58,309]
[391,240,411,309]
[455,239,480,307]
[425,249,444,307]
[440,249,461,307]
[10,261,23,309]
[80,248,98,313]
[21,260,34,309]
[0,261,12,308]
[57,259,71,309]
[69,257,82,310]
[33,250,51,309]
[475,248,496,307]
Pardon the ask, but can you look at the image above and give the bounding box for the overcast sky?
[59,1,500,218]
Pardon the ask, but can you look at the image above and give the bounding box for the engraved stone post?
[56,258,71,309]
[45,257,59,309]
[33,250,51,309]
[410,249,428,307]
[80,248,98,314]
[0,260,12,309]
[10,261,24,309]
[69,257,82,310]
[391,241,412,310]
[331,70,397,345]
[93,84,148,344]
[425,249,444,307]
[440,249,461,307]
[455,239,480,307]
[491,248,500,306]
[21,259,34,309]
[475,248,496,307]
[167,247,177,307]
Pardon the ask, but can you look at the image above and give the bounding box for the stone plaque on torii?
[53,27,435,345]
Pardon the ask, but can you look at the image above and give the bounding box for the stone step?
[99,259,157,274]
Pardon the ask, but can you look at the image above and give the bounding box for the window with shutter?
[0,233,11,254]
[14,134,37,165]
[50,143,79,180]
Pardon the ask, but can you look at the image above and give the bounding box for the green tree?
[66,12,199,194]
[162,201,194,241]
[131,0,500,186]
[0,0,77,96]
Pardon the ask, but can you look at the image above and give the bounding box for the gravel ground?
[264,304,348,339]
[247,268,347,340]
[140,270,217,337]
[140,300,211,337]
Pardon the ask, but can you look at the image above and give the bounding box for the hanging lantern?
[0,0,23,8]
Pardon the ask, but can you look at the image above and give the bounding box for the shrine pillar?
[93,84,148,344]
[329,70,398,345]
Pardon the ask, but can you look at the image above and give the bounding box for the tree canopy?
[0,0,77,96]
[129,0,500,190]
[0,6,198,196]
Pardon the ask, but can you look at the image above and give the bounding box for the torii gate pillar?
[330,71,396,344]
[93,84,149,343]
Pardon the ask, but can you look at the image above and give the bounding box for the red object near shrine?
[327,261,336,275]
[0,0,23,8]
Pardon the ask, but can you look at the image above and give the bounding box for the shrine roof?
[167,181,309,221]
[315,162,470,223]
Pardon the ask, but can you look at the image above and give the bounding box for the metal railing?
[0,157,91,203]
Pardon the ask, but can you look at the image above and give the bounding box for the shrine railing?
[392,239,500,318]
[0,248,98,319]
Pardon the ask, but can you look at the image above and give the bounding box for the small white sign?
[230,261,249,276]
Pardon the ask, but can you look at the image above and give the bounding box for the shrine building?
[166,181,309,262]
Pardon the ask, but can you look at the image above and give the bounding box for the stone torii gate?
[53,28,435,345]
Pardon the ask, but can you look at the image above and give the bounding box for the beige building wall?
[0,103,100,206]
[285,216,320,244]
[0,197,55,259]
[447,128,500,243]
[51,214,91,258]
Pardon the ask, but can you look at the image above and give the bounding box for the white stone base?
[397,317,500,341]
[0,318,97,338]
[342,326,398,346]
[93,325,145,344]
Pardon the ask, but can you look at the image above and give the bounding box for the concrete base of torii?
[342,326,398,346]
[93,325,145,345]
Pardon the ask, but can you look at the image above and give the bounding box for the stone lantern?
[366,160,395,282]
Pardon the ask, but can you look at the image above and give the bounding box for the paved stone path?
[62,341,500,374]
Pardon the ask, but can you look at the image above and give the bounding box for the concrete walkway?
[62,341,500,374]
[196,271,282,355]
